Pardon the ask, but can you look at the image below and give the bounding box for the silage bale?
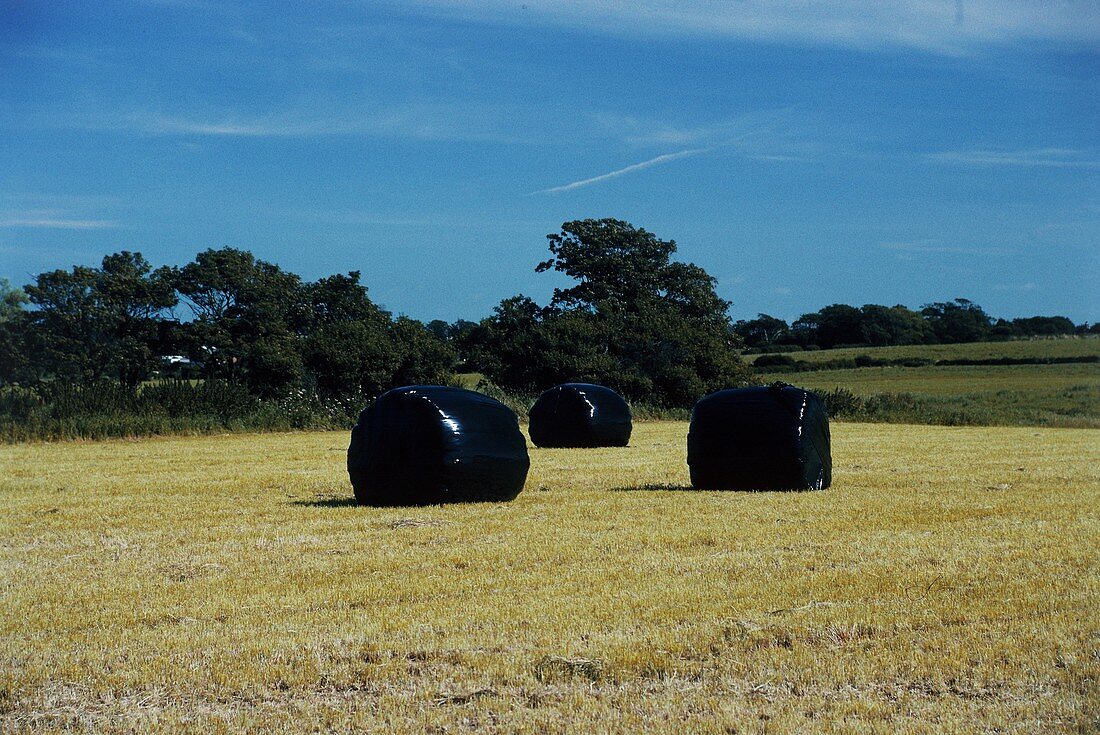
[528,383,632,448]
[347,386,530,506]
[687,382,831,491]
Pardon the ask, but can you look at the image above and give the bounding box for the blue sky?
[1,1,1098,323]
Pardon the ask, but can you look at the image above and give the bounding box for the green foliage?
[21,252,177,387]
[788,302,936,349]
[139,379,261,419]
[306,271,389,326]
[752,353,799,369]
[465,219,753,407]
[1,231,1093,440]
[921,298,993,343]
[0,380,359,442]
[468,377,534,421]
[733,313,789,347]
[243,332,305,398]
[751,300,1077,352]
[858,304,935,346]
[792,304,863,348]
[170,247,307,395]
[537,219,678,310]
[305,321,397,398]
[301,273,456,400]
[389,316,456,388]
[814,387,861,417]
[0,278,28,322]
[1008,315,1076,336]
[811,383,1099,428]
[0,310,36,386]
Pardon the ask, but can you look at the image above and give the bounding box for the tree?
[302,273,455,400]
[791,304,863,349]
[22,252,176,387]
[921,298,992,343]
[426,319,451,342]
[0,278,28,322]
[471,219,752,406]
[858,304,933,346]
[304,321,398,399]
[0,278,32,386]
[306,271,389,328]
[301,271,395,398]
[460,296,546,387]
[170,248,307,395]
[537,219,731,323]
[389,316,456,388]
[733,314,789,348]
[1010,316,1076,337]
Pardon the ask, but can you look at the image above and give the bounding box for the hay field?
[2,423,1098,733]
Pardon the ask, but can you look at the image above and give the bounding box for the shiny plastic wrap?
[347,386,530,506]
[528,383,633,448]
[687,382,831,491]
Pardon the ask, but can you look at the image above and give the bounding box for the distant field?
[743,337,1100,364]
[463,360,1100,428]
[750,341,1100,428]
[762,363,1100,396]
[760,365,1100,428]
[2,423,1097,733]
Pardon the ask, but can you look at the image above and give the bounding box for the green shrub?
[754,353,800,369]
[0,388,42,420]
[0,379,354,442]
[817,388,864,418]
[139,380,259,419]
[35,381,138,418]
[471,378,533,421]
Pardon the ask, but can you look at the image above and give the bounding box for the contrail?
[533,146,710,195]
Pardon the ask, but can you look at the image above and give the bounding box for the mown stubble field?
[1,422,1098,733]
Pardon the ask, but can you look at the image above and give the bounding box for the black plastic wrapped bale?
[347,386,530,506]
[687,382,831,491]
[528,383,633,448]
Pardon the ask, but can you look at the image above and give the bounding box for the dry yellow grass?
[1,422,1098,733]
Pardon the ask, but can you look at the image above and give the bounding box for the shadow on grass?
[610,483,818,494]
[610,483,696,492]
[291,496,358,508]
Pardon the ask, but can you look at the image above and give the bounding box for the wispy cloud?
[748,154,809,163]
[589,113,716,147]
[926,148,1100,168]
[56,103,516,142]
[0,205,121,230]
[880,240,1004,256]
[0,217,119,230]
[533,147,710,195]
[407,0,1100,54]
[132,115,280,137]
[591,108,798,148]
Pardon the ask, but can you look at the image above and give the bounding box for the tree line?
[735,300,1093,353]
[0,218,1092,409]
